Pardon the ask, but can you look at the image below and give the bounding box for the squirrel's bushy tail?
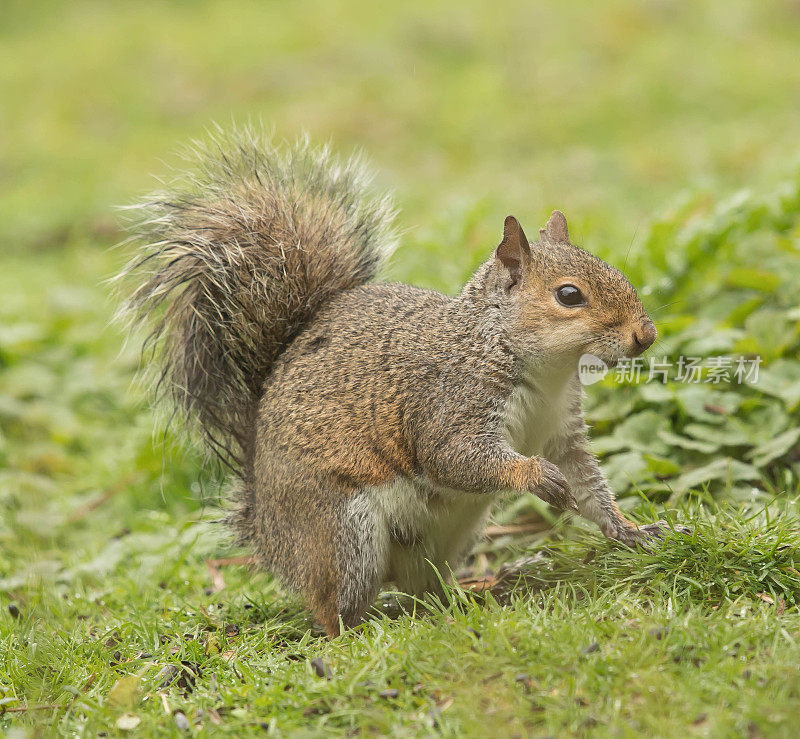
[117,125,397,474]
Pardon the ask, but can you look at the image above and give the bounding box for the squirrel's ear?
[495,215,531,289]
[540,210,569,244]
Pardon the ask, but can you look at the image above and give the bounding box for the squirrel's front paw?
[529,458,578,512]
[613,519,691,549]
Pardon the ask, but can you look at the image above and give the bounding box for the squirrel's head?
[492,211,655,369]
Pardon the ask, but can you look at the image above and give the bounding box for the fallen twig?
[484,521,548,538]
[457,574,499,593]
[206,556,257,593]
[69,472,143,522]
[457,555,551,600]
[2,703,69,714]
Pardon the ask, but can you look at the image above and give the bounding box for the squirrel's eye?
[555,284,585,307]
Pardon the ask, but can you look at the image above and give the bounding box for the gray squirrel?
[120,126,678,636]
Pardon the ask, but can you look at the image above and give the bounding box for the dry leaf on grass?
[457,555,551,601]
[115,713,141,730]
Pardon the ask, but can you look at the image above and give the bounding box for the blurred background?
[4,0,800,263]
[3,2,800,732]
[2,0,800,615]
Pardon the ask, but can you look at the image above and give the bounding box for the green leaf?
[725,268,780,292]
[107,676,141,709]
[673,386,734,423]
[684,422,754,448]
[638,383,674,404]
[657,430,720,454]
[591,411,669,456]
[644,454,682,477]
[739,310,798,361]
[600,451,649,493]
[585,393,637,423]
[727,296,763,325]
[756,360,800,411]
[747,427,800,467]
[673,458,761,494]
[681,328,743,356]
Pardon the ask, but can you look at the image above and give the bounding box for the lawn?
[2,1,800,736]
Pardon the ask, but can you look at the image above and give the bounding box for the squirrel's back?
[117,126,397,474]
[255,281,457,480]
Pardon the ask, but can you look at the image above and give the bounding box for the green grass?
[4,504,800,735]
[3,0,800,735]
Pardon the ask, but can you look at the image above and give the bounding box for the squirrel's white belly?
[358,478,494,594]
[503,372,573,457]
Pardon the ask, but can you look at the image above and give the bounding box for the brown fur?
[119,127,674,637]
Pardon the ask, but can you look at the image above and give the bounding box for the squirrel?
[119,126,674,637]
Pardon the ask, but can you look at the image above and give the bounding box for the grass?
[2,0,800,735]
[3,504,800,735]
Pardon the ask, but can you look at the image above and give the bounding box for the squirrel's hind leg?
[239,474,390,637]
[298,489,390,637]
[322,490,390,636]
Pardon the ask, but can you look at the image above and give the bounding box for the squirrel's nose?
[631,320,657,355]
